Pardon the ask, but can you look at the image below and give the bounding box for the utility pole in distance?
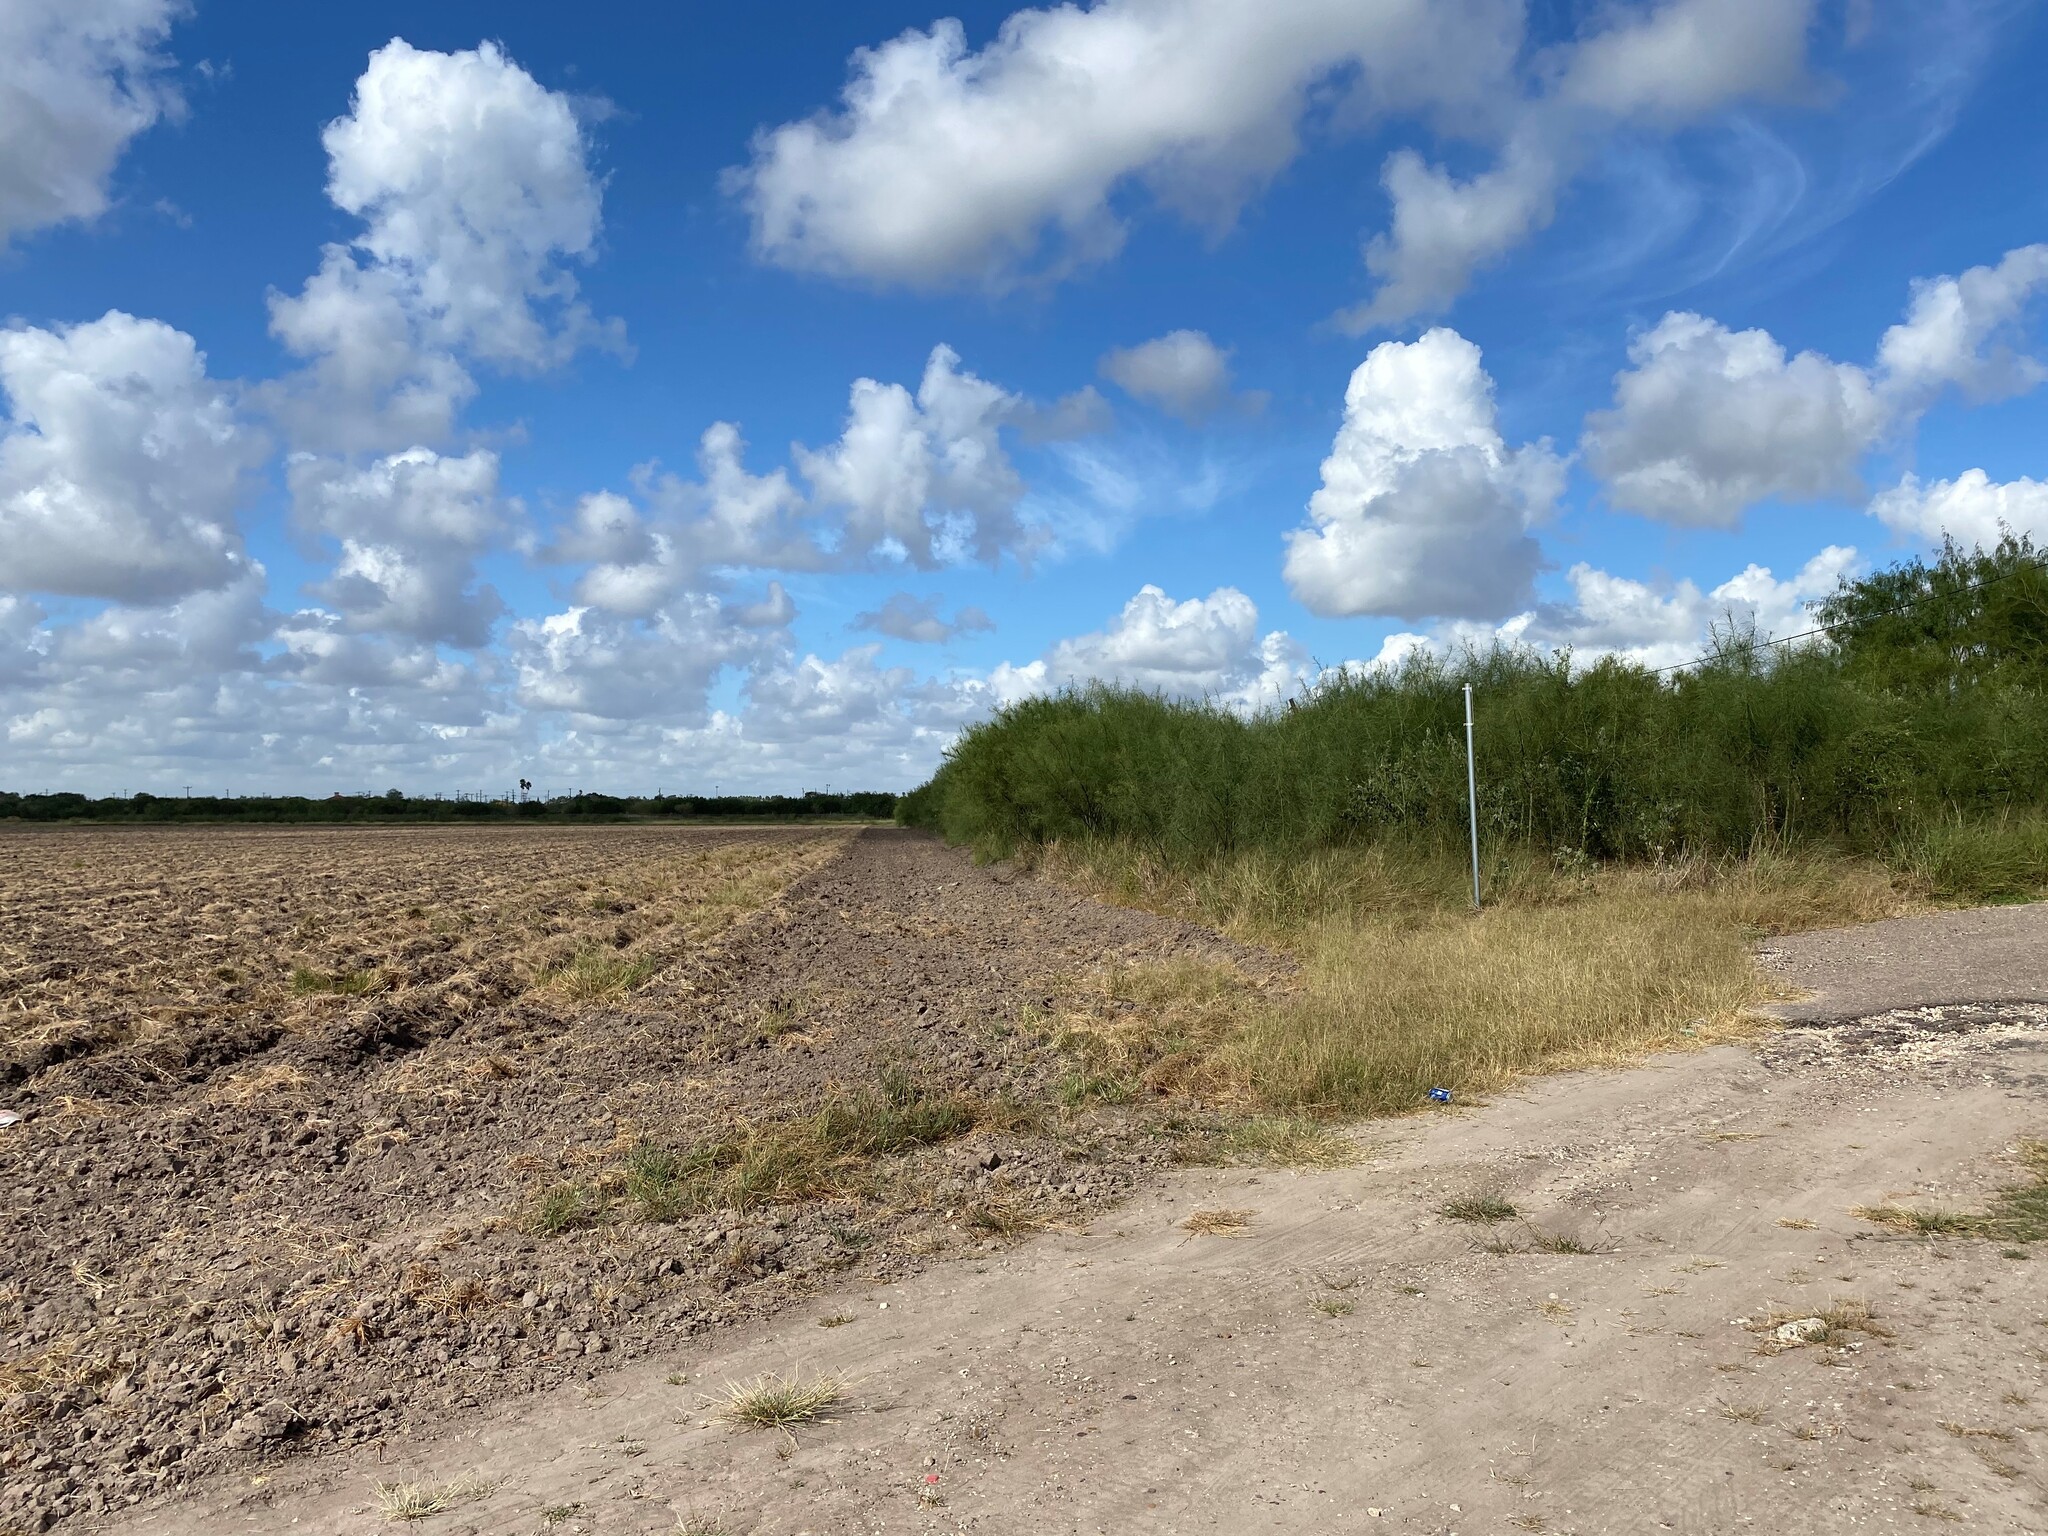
[1463,683,1481,911]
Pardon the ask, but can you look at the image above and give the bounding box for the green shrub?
[906,539,2048,888]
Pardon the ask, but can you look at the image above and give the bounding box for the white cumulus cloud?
[1285,328,1562,622]
[0,0,183,248]
[1401,545,1860,671]
[266,38,619,452]
[320,37,611,368]
[509,596,788,724]
[1505,546,1857,668]
[549,426,822,617]
[289,447,513,648]
[797,344,1036,567]
[1876,243,2048,400]
[1584,244,2048,528]
[0,311,265,602]
[995,583,1305,711]
[1341,0,1819,331]
[1553,0,1815,121]
[731,0,1519,292]
[1871,470,2048,551]
[733,0,1819,327]
[1581,313,1886,529]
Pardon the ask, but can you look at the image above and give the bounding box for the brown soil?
[105,994,2048,1536]
[0,826,1268,1532]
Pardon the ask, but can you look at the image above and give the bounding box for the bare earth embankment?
[7,829,2048,1534]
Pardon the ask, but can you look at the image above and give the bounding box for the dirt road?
[58,843,2048,1533]
[1760,901,2048,1021]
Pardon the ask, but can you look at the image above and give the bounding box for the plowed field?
[0,826,1258,1530]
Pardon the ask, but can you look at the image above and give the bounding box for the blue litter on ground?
[1428,1087,1453,1104]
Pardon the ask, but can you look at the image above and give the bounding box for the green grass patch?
[523,1181,603,1235]
[1059,1070,1136,1107]
[609,1073,981,1226]
[289,966,380,996]
[540,948,658,1000]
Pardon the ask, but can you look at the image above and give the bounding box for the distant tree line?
[0,789,898,824]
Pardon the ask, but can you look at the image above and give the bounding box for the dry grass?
[963,1193,1058,1236]
[1047,839,1913,1118]
[1181,1207,1254,1237]
[373,1471,492,1521]
[707,1371,846,1431]
[1939,1421,2017,1441]
[1043,957,1263,1107]
[537,947,659,1000]
[1910,1503,1963,1522]
[1855,1142,2048,1245]
[516,1070,987,1240]
[1754,1298,1893,1348]
[211,1063,311,1104]
[1441,1195,1518,1223]
[609,1072,982,1227]
[1173,1115,1361,1168]
[0,1334,128,1416]
[1854,1204,1975,1235]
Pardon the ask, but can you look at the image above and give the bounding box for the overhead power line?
[1645,549,2048,678]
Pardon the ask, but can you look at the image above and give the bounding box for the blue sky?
[2,0,2045,794]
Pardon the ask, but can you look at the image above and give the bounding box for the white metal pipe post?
[1463,683,1481,911]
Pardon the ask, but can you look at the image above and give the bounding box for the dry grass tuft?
[213,1063,311,1104]
[1754,1297,1892,1349]
[291,966,383,997]
[1044,957,1263,1107]
[373,1471,492,1521]
[1440,1195,1518,1223]
[607,1072,981,1227]
[707,1371,846,1431]
[1854,1141,2048,1244]
[1048,839,1910,1119]
[1180,1207,1254,1237]
[0,1335,128,1413]
[963,1193,1057,1236]
[1176,1116,1361,1168]
[1854,1204,1974,1235]
[1939,1421,2017,1441]
[539,947,658,1000]
[401,1266,495,1319]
